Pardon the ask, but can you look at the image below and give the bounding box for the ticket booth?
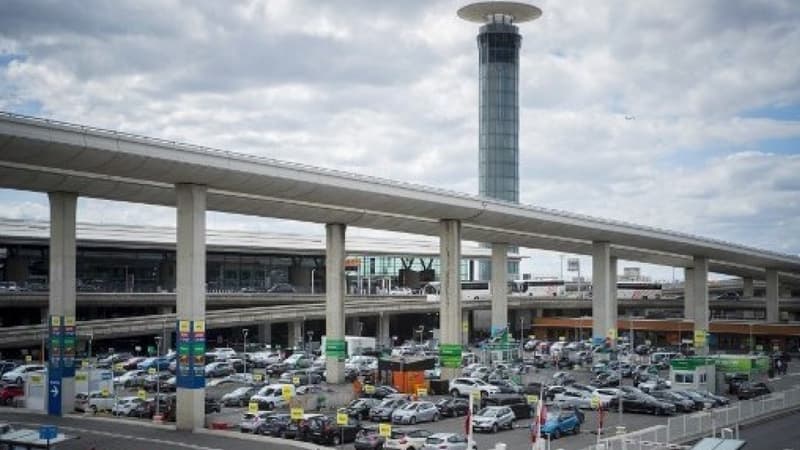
[378,357,435,394]
[669,357,717,393]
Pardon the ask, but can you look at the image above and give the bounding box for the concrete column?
[490,243,508,337]
[742,277,754,299]
[175,184,206,431]
[591,242,614,348]
[462,309,471,345]
[439,219,462,380]
[766,269,779,323]
[692,256,709,355]
[325,223,346,384]
[609,256,618,340]
[48,191,77,416]
[346,316,361,336]
[258,323,272,346]
[288,320,303,349]
[684,268,695,320]
[378,313,391,349]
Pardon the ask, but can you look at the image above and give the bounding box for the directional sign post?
[47,379,61,416]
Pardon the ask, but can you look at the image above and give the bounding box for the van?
[650,352,678,367]
[250,383,295,409]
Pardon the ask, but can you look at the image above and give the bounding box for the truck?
[321,336,376,358]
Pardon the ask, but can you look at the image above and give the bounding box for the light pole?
[416,326,424,346]
[311,269,316,295]
[307,330,314,356]
[242,328,249,375]
[154,335,162,417]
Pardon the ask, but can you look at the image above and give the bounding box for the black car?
[592,372,620,387]
[204,397,221,414]
[361,384,400,400]
[689,389,730,407]
[649,390,694,413]
[344,398,382,420]
[221,386,259,407]
[736,382,770,400]
[308,415,361,446]
[493,379,523,394]
[484,394,533,419]
[619,393,676,415]
[726,373,750,395]
[263,413,293,438]
[673,390,714,410]
[435,397,469,417]
[370,397,409,421]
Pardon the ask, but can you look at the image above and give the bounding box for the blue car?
[137,356,172,371]
[540,409,582,439]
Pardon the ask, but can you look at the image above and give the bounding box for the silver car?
[239,411,272,433]
[471,406,515,433]
[391,401,440,425]
[420,433,476,450]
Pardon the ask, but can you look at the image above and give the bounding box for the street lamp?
[154,335,162,417]
[416,326,424,346]
[242,328,249,375]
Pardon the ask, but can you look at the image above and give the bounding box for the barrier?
[582,386,800,450]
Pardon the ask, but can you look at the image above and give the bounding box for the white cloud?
[1,0,799,280]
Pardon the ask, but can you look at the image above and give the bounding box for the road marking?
[17,422,224,450]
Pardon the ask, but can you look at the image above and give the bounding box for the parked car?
[492,379,523,394]
[205,397,221,414]
[250,383,295,410]
[689,388,730,407]
[471,406,515,433]
[540,408,582,439]
[263,413,292,437]
[435,397,469,417]
[420,433,476,450]
[137,357,171,371]
[143,372,173,392]
[0,361,17,376]
[308,415,361,446]
[383,428,434,450]
[448,377,500,398]
[122,357,146,370]
[75,391,115,413]
[553,389,595,410]
[362,384,400,400]
[205,361,235,378]
[391,401,440,425]
[370,397,409,422]
[344,398,382,420]
[239,411,273,433]
[354,425,390,450]
[736,382,771,400]
[111,396,145,416]
[649,390,695,413]
[1,364,45,384]
[0,384,24,405]
[221,386,259,407]
[267,283,296,293]
[114,369,146,388]
[672,390,714,410]
[618,392,676,415]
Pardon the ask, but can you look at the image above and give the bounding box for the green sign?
[670,357,715,371]
[326,339,347,360]
[439,344,462,368]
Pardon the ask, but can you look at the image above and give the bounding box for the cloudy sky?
[1,0,799,281]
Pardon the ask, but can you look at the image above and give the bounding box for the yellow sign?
[30,375,42,384]
[24,355,32,363]
[248,401,259,414]
[462,321,469,332]
[101,388,109,397]
[193,320,205,333]
[526,394,539,405]
[292,376,301,386]
[64,316,75,327]
[607,328,617,340]
[253,373,263,382]
[290,407,304,420]
[559,336,566,342]
[75,373,87,381]
[148,367,157,375]
[470,391,481,403]
[81,360,89,369]
[378,423,391,438]
[337,412,349,426]
[51,316,61,326]
[528,335,536,339]
[138,389,146,400]
[416,387,428,397]
[282,385,293,401]
[114,363,124,371]
[364,384,375,395]
[179,321,190,333]
[590,395,601,409]
[694,330,707,345]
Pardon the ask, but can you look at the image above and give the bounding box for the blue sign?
[39,425,58,441]
[47,377,62,416]
[101,371,112,380]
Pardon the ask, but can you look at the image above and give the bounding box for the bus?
[422,281,493,301]
[512,279,566,297]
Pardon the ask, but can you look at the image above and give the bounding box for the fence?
[582,386,800,450]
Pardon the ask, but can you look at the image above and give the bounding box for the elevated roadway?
[1,112,799,282]
[2,296,799,348]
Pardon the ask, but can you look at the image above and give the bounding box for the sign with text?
[379,423,391,437]
[290,407,304,420]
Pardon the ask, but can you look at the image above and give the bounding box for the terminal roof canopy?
[1,112,799,282]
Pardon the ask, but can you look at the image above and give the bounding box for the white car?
[448,377,499,398]
[251,351,282,365]
[74,391,115,413]
[250,383,295,410]
[471,406,515,433]
[207,347,237,360]
[111,396,144,416]
[420,433,476,450]
[553,389,594,409]
[391,401,440,425]
[384,428,433,450]
[114,370,146,387]
[1,364,45,384]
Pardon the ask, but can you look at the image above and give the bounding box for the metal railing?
[583,386,800,450]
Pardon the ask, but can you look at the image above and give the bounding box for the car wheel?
[410,415,417,425]
[332,434,341,445]
[90,405,97,413]
[655,407,662,416]
[433,413,439,422]
[574,423,581,434]
[553,429,561,439]
[16,377,23,385]
[450,389,460,397]
[491,423,498,433]
[239,399,246,407]
[267,402,274,410]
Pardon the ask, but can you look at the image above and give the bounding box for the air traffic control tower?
[459,2,541,279]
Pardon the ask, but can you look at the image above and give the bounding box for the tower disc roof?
[457,1,542,23]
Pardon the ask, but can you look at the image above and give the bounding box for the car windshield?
[425,437,445,444]
[477,408,499,417]
[435,399,450,406]
[473,379,488,385]
[546,411,563,420]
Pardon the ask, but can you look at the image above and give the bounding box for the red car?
[0,385,24,405]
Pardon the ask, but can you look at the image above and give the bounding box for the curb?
[195,428,325,450]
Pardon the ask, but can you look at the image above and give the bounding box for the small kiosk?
[377,357,436,394]
[669,357,717,393]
